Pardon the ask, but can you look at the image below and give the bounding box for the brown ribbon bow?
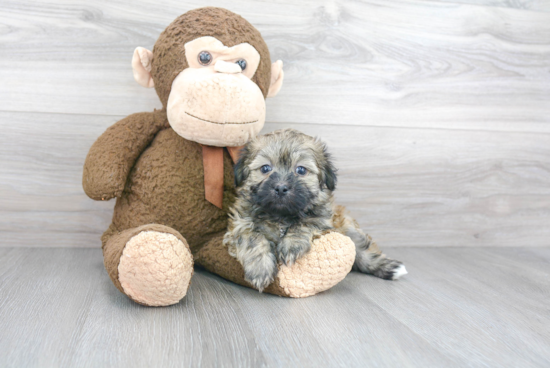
[201,145,244,209]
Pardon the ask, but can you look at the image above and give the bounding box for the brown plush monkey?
[83,7,355,306]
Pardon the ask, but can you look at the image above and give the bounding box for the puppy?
[223,129,407,291]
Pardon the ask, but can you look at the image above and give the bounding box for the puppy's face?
[235,129,337,217]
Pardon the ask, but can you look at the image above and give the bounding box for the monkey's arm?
[82,111,167,201]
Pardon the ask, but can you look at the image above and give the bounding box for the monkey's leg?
[333,206,407,280]
[197,231,356,297]
[102,223,194,306]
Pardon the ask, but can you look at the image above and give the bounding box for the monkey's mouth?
[185,111,258,125]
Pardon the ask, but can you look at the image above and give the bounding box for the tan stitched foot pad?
[277,232,356,298]
[195,232,356,297]
[118,231,193,306]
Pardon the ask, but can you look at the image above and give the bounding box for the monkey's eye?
[236,59,247,71]
[260,165,272,174]
[198,51,212,66]
[295,166,307,175]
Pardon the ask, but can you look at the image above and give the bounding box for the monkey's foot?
[103,225,193,306]
[196,231,356,298]
[276,232,356,297]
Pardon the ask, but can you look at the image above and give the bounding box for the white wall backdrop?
[1,0,549,247]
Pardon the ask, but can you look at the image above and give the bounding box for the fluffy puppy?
[224,129,407,291]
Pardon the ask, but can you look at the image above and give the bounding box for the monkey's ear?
[132,47,155,88]
[267,60,284,98]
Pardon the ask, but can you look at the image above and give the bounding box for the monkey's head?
[132,7,284,147]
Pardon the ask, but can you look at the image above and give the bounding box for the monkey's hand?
[277,226,313,266]
[234,232,278,292]
[82,111,167,201]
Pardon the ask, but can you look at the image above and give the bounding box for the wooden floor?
[1,247,549,367]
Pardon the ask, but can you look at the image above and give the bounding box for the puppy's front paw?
[277,237,310,266]
[243,253,278,292]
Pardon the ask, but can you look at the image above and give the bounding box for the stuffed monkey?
[83,7,355,306]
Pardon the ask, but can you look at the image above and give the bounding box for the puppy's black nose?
[274,183,289,196]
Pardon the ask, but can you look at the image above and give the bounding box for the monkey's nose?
[214,60,242,74]
[274,183,289,196]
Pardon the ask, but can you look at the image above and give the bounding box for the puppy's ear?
[234,147,251,187]
[320,145,337,191]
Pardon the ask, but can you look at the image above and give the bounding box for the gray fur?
[224,129,406,291]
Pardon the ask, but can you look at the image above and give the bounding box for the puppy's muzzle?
[274,182,290,197]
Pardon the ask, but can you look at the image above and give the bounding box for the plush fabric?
[132,47,155,88]
[83,7,355,306]
[89,110,234,254]
[166,67,266,147]
[119,230,193,306]
[185,37,261,78]
[82,110,169,201]
[267,60,284,98]
[196,232,356,297]
[102,223,192,301]
[150,7,272,108]
[277,232,356,298]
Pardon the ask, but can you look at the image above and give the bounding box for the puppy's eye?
[260,165,272,174]
[198,51,212,66]
[236,59,247,71]
[296,166,307,175]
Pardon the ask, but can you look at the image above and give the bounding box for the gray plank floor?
[1,247,548,367]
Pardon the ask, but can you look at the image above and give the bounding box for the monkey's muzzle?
[167,69,266,147]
